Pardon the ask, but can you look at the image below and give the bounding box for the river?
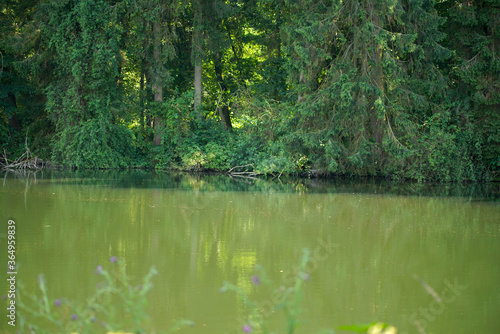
[1,171,499,333]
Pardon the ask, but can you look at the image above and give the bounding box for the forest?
[1,0,499,181]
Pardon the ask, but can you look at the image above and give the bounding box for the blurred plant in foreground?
[220,249,334,334]
[221,248,398,334]
[17,257,193,334]
[16,251,396,334]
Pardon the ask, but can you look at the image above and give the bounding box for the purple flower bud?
[94,265,103,275]
[251,275,260,286]
[54,299,61,307]
[71,314,78,320]
[242,324,252,333]
[110,256,117,263]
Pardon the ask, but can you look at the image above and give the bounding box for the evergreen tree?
[281,0,453,178]
[41,0,133,168]
[439,0,500,174]
[282,0,331,102]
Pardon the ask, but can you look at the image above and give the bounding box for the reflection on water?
[1,171,499,333]
[4,169,500,200]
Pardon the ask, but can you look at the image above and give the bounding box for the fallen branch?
[1,156,48,170]
[227,164,261,177]
[227,164,253,173]
[1,136,49,170]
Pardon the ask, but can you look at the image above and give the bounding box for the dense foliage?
[1,0,499,181]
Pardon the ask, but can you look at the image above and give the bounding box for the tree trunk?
[6,93,21,130]
[194,62,202,115]
[140,18,148,131]
[152,21,163,146]
[219,105,232,130]
[273,1,283,100]
[297,72,305,102]
[153,86,163,146]
[140,71,145,130]
[193,0,203,117]
[214,51,232,129]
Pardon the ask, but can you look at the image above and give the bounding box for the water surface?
[1,171,499,333]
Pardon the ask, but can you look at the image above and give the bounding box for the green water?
[1,171,499,333]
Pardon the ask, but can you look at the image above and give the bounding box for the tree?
[41,0,133,168]
[203,0,239,130]
[0,0,51,157]
[282,0,330,102]
[281,0,452,176]
[130,0,177,146]
[0,0,495,179]
[253,0,288,101]
[439,0,500,173]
